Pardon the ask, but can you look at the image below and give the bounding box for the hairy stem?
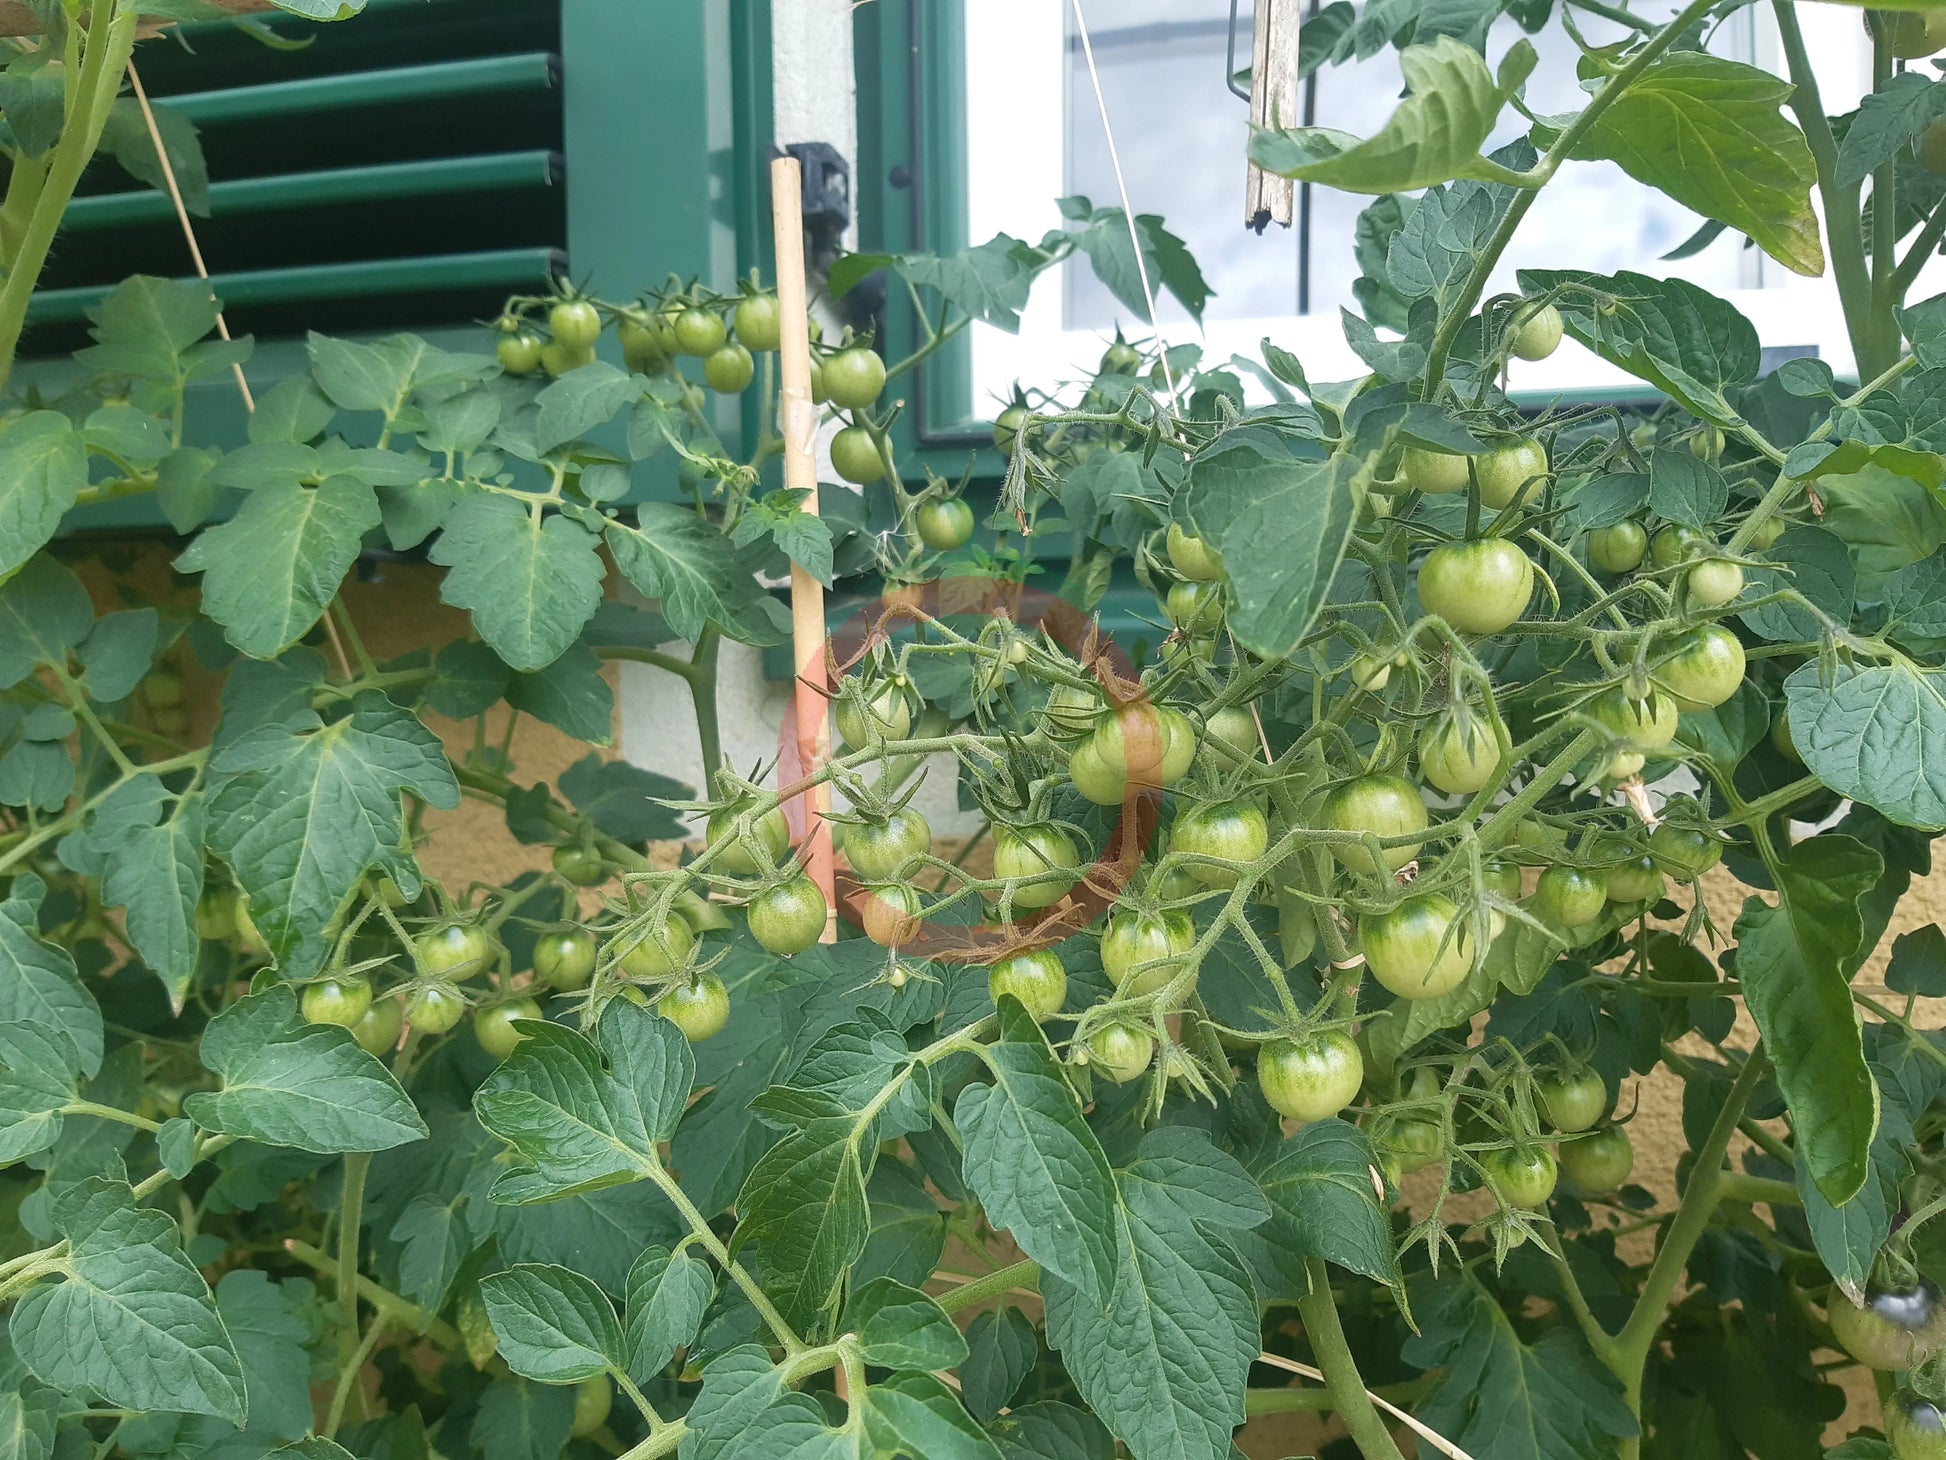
[935,1259,1040,1315]
[1298,1258,1406,1460]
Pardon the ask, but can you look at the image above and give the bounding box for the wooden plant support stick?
[770,156,837,942]
[1243,0,1299,231]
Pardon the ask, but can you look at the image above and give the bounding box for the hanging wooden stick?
[770,156,837,942]
[1243,0,1300,232]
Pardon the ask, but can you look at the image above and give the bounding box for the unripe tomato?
[1402,447,1470,494]
[1886,1388,1946,1460]
[372,875,410,909]
[1321,774,1428,875]
[703,342,755,394]
[1042,681,1105,741]
[234,900,263,952]
[1373,1113,1445,1176]
[1068,736,1127,806]
[497,331,545,376]
[1203,705,1260,763]
[552,844,605,886]
[860,883,923,946]
[1171,801,1269,888]
[549,300,602,353]
[196,888,238,941]
[1605,853,1663,904]
[808,356,828,403]
[830,424,886,484]
[571,1375,613,1439]
[1689,423,1725,461]
[1534,865,1607,929]
[1509,301,1563,361]
[834,679,911,749]
[1100,338,1142,374]
[1166,523,1225,581]
[992,823,1081,908]
[1558,1126,1634,1193]
[847,806,932,882]
[994,404,1028,453]
[142,669,182,707]
[1537,1067,1609,1132]
[1476,440,1548,510]
[1484,859,1523,902]
[615,914,694,979]
[417,923,497,981]
[153,705,191,738]
[1360,894,1472,999]
[1085,1023,1154,1083]
[1887,7,1946,58]
[1588,521,1648,573]
[351,996,404,1056]
[1922,117,1946,174]
[1686,558,1745,608]
[1101,906,1197,997]
[533,928,598,990]
[732,292,781,351]
[1257,1031,1364,1122]
[1590,688,1679,751]
[706,803,791,875]
[1828,1278,1946,1371]
[1649,824,1722,879]
[1483,1145,1559,1207]
[823,347,887,409]
[1650,523,1709,569]
[475,998,542,1060]
[1418,716,1500,795]
[1348,653,1391,692]
[1418,538,1534,634]
[617,314,666,373]
[1090,704,1192,790]
[1166,579,1225,635]
[673,307,726,356]
[1772,708,1801,762]
[1652,624,1746,711]
[674,889,731,934]
[302,976,372,1028]
[659,972,730,1042]
[988,950,1068,1019]
[403,982,467,1034]
[747,875,828,955]
[915,497,975,550]
[539,341,592,378]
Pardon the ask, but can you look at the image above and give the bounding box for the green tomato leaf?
[0,413,88,583]
[427,492,606,673]
[468,1375,575,1460]
[1071,209,1211,325]
[206,691,458,978]
[682,1347,800,1460]
[987,1403,1117,1460]
[1733,833,1882,1204]
[185,986,428,1153]
[899,234,1044,332]
[1798,1088,1914,1305]
[479,1263,624,1384]
[557,755,690,845]
[1786,660,1946,829]
[605,503,790,647]
[534,362,642,455]
[1886,924,1946,996]
[75,608,160,704]
[1837,72,1946,188]
[1250,1118,1401,1291]
[0,556,92,689]
[1741,526,1857,643]
[215,1270,314,1442]
[307,331,494,421]
[1647,447,1727,528]
[427,639,510,719]
[963,1307,1038,1422]
[75,276,237,386]
[10,1176,245,1422]
[0,1021,81,1165]
[505,642,613,745]
[846,1277,968,1371]
[175,476,381,660]
[733,1114,874,1333]
[863,1372,1003,1460]
[1900,292,1946,369]
[0,873,102,1079]
[1565,52,1822,276]
[623,1245,712,1385]
[1249,36,1537,193]
[90,776,206,1008]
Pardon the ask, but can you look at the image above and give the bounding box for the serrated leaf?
[901,235,1041,331]
[91,777,205,1005]
[1786,660,1946,829]
[75,608,159,704]
[847,1278,967,1370]
[215,1270,313,1442]
[1072,210,1211,325]
[1251,1118,1400,1290]
[864,1373,1003,1460]
[469,1376,574,1460]
[605,504,789,647]
[988,1403,1117,1460]
[1838,72,1946,187]
[75,276,229,385]
[176,477,381,659]
[0,874,102,1080]
[0,1022,81,1165]
[1741,526,1857,643]
[534,362,641,454]
[480,1263,623,1383]
[185,986,428,1153]
[733,1115,873,1332]
[963,1307,1037,1421]
[0,556,91,688]
[428,493,606,673]
[623,1245,711,1384]
[1798,1090,1913,1304]
[506,642,613,744]
[0,413,88,582]
[1887,924,1946,996]
[308,332,493,419]
[427,639,510,719]
[557,755,689,844]
[1648,447,1728,527]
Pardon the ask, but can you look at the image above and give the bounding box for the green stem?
[336,1152,371,1330]
[324,1314,390,1438]
[283,1240,463,1348]
[1297,1258,1406,1460]
[1717,1171,1801,1207]
[614,1422,688,1460]
[61,1101,161,1134]
[935,1259,1039,1316]
[644,1164,804,1353]
[1892,195,1946,299]
[690,626,723,777]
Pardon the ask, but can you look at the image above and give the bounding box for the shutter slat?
[162,52,559,124]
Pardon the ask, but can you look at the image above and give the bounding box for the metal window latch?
[772,142,851,275]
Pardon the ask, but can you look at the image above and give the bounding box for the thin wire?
[127,60,255,413]
[1068,0,1179,405]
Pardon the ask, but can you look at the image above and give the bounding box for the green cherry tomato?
[860,882,924,946]
[992,823,1081,908]
[1090,704,1193,791]
[533,928,598,991]
[1401,447,1470,494]
[846,806,932,882]
[1534,865,1607,929]
[196,888,238,941]
[1484,858,1523,902]
[732,292,782,352]
[1537,1067,1609,1133]
[416,923,497,981]
[1588,520,1649,574]
[302,976,373,1028]
[915,497,975,551]
[1922,117,1946,174]
[1085,1023,1154,1083]
[659,972,730,1042]
[497,331,545,375]
[1171,801,1269,888]
[1374,1114,1445,1176]
[673,306,726,356]
[1475,439,1549,509]
[1360,893,1473,999]
[1100,338,1142,374]
[1605,853,1663,904]
[1652,624,1747,711]
[1257,1031,1364,1122]
[1650,523,1709,569]
[1101,906,1196,996]
[834,679,912,749]
[1558,1126,1634,1194]
[475,998,543,1060]
[1828,1278,1946,1371]
[1418,716,1501,796]
[615,914,695,979]
[1203,705,1260,763]
[1348,653,1392,693]
[675,889,732,935]
[747,875,828,955]
[571,1375,613,1440]
[703,342,755,393]
[823,347,888,409]
[1689,423,1726,461]
[706,802,792,875]
[1509,301,1564,361]
[1887,1389,1946,1460]
[1418,538,1534,634]
[1686,558,1745,608]
[1590,688,1679,751]
[1483,1145,1559,1208]
[988,950,1068,1019]
[1069,736,1127,806]
[1166,523,1225,581]
[351,996,404,1056]
[539,341,591,377]
[1321,773,1428,875]
[549,299,602,353]
[1165,579,1225,635]
[1649,824,1722,880]
[1042,681,1104,741]
[830,424,885,484]
[994,404,1028,452]
[1889,7,1946,58]
[1772,708,1801,762]
[552,844,605,886]
[403,982,467,1034]
[617,314,666,372]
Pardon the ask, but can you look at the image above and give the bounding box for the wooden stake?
[1243,0,1299,231]
[770,156,837,942]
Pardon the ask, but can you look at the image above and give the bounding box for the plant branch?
[935,1259,1040,1315]
[1298,1258,1407,1460]
[283,1240,463,1348]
